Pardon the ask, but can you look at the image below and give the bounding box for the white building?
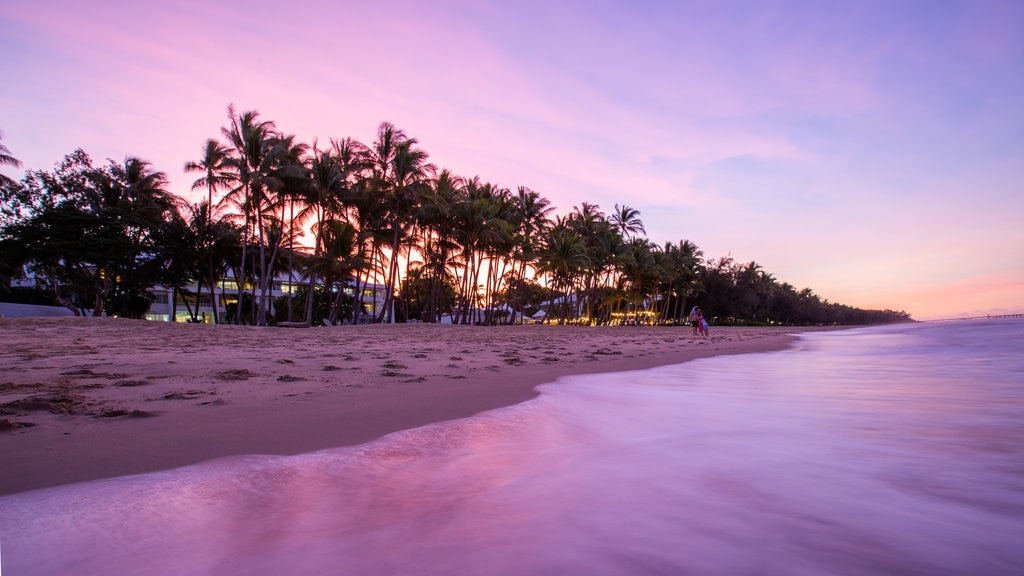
[7,266,390,323]
[145,276,391,324]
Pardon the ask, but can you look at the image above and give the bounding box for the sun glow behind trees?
[0,113,910,326]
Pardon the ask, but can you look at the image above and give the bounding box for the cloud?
[3,0,1023,320]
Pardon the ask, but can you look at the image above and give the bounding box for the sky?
[2,0,1022,321]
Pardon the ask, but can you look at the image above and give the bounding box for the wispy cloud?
[2,0,1022,319]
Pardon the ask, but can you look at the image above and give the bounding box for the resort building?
[5,266,391,324]
[145,275,392,324]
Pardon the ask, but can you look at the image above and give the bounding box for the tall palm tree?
[363,122,404,321]
[260,134,308,323]
[327,136,373,323]
[299,146,347,324]
[184,139,234,323]
[416,169,463,322]
[451,178,510,324]
[345,171,388,324]
[220,106,281,324]
[506,186,554,323]
[566,202,610,321]
[479,185,514,325]
[374,128,435,322]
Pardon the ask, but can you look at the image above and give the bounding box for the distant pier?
[931,313,1024,322]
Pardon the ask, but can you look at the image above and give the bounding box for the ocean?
[2,318,1023,575]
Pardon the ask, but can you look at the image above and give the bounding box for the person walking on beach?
[698,310,709,337]
[688,306,700,335]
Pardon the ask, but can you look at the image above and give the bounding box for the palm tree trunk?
[256,209,268,326]
[193,279,202,323]
[181,287,196,321]
[237,207,250,325]
[206,184,219,324]
[250,241,259,323]
[287,200,295,323]
[400,229,418,322]
[209,259,219,324]
[170,285,178,322]
[379,224,402,323]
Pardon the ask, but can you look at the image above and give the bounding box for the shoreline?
[1,317,807,495]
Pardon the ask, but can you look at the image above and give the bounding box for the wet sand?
[0,317,804,495]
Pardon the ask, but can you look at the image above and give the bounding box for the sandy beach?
[0,317,802,495]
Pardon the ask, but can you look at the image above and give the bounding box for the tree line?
[0,115,911,326]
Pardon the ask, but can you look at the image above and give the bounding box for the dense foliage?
[0,149,181,317]
[0,117,911,325]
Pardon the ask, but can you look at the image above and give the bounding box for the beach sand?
[0,317,801,495]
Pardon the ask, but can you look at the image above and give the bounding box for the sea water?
[2,319,1023,575]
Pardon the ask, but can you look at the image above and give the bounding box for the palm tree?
[317,220,366,325]
[345,170,388,324]
[329,136,372,223]
[0,131,22,188]
[362,122,404,322]
[476,185,514,325]
[506,186,553,323]
[260,134,308,323]
[610,204,645,241]
[566,202,610,321]
[326,136,373,324]
[586,224,627,324]
[623,238,662,323]
[220,106,281,324]
[184,139,234,323]
[93,157,176,317]
[416,169,463,322]
[373,126,435,322]
[734,260,775,323]
[164,202,211,322]
[156,205,196,321]
[299,146,347,324]
[538,221,590,323]
[451,178,511,324]
[657,239,703,323]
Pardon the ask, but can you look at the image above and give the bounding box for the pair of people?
[688,306,709,337]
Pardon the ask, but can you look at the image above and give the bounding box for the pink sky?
[2,0,1023,320]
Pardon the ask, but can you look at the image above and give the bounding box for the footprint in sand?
[98,409,156,418]
[215,369,253,381]
[1,419,37,431]
[162,391,207,400]
[114,380,151,387]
